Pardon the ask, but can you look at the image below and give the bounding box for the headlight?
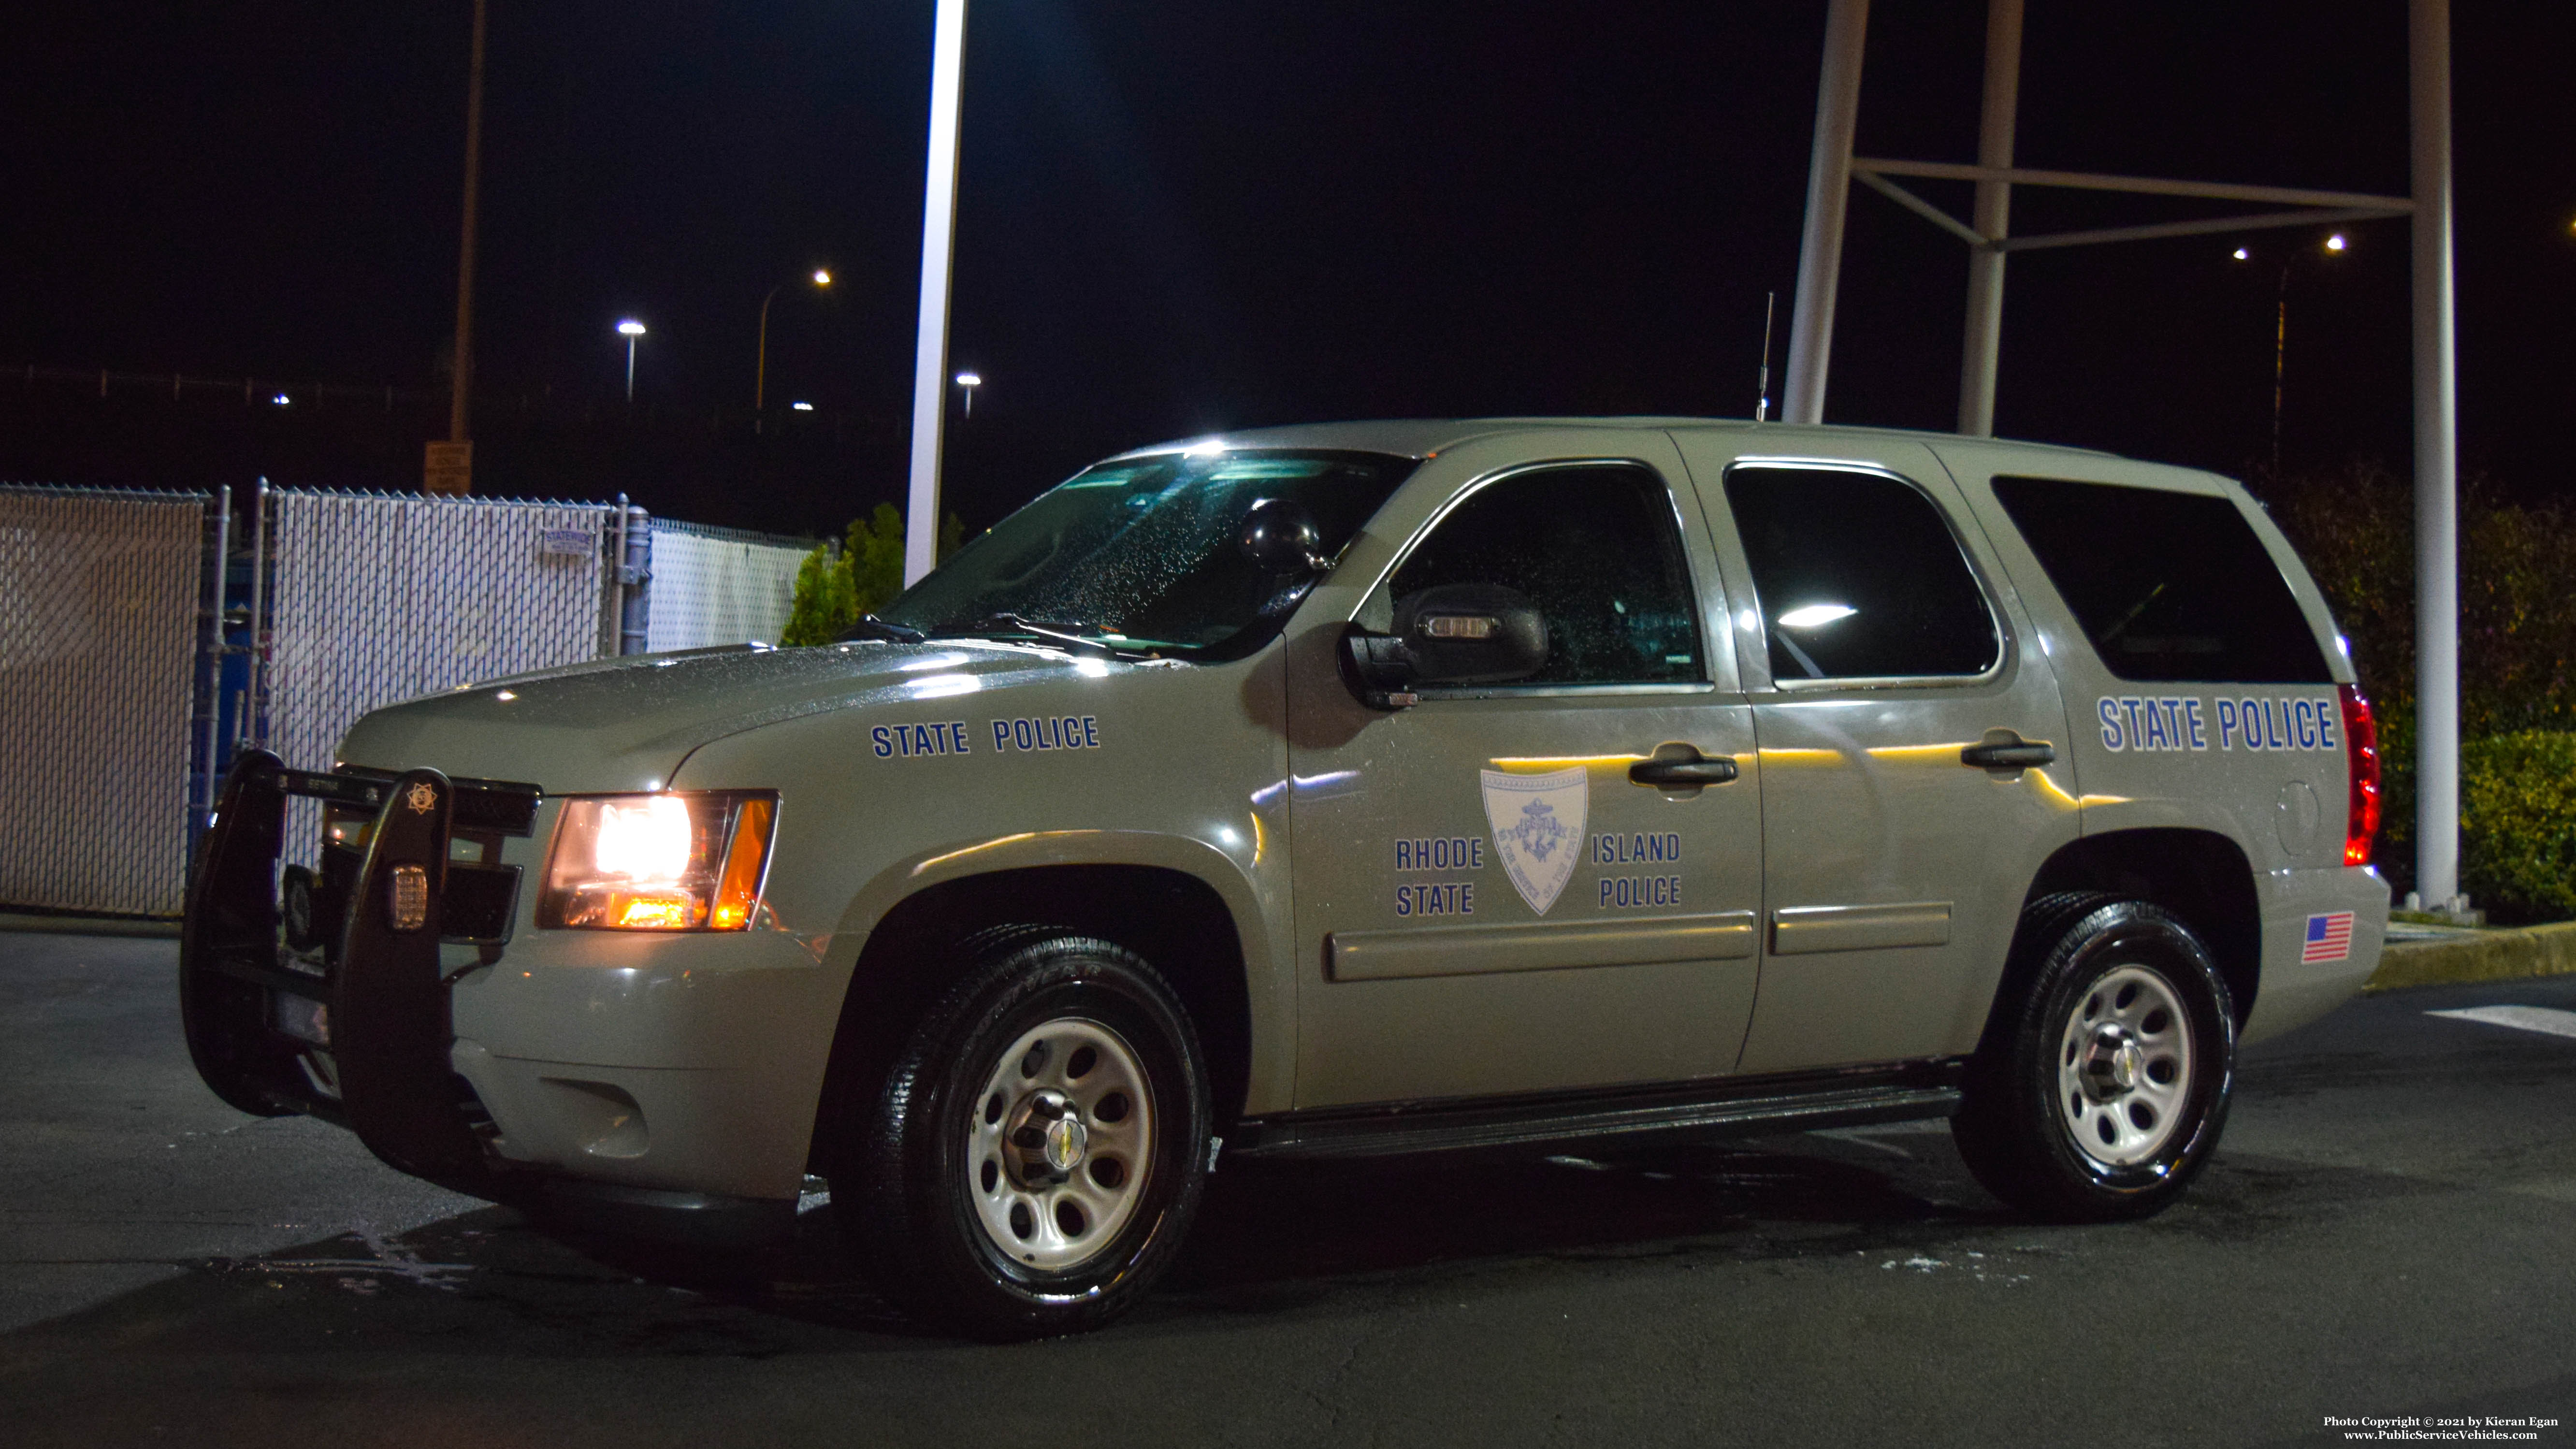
[538,792,777,931]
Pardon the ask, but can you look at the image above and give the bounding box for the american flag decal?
[2302,911,2355,963]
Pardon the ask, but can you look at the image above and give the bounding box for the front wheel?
[834,932,1211,1339]
[1952,897,2237,1221]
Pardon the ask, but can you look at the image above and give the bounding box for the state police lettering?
[1393,833,1482,915]
[2096,695,2340,753]
[872,721,973,759]
[989,716,1102,753]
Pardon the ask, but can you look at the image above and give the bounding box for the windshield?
[875,449,1418,659]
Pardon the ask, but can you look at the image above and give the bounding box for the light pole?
[756,269,832,430]
[618,319,646,403]
[2234,232,2346,478]
[955,371,982,418]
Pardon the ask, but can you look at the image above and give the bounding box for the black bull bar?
[181,749,540,1199]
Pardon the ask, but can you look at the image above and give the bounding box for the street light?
[617,319,647,403]
[756,270,833,426]
[2231,233,2347,476]
[955,371,981,418]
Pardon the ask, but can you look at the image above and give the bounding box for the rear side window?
[1723,466,2000,681]
[1991,477,2330,683]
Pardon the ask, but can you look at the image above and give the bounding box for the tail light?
[2338,684,2381,867]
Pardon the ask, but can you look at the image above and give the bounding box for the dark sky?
[5,2,2571,532]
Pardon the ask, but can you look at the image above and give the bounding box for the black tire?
[1952,896,2237,1221]
[834,931,1211,1339]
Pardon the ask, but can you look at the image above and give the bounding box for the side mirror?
[1398,583,1548,684]
[1237,497,1330,574]
[1342,583,1549,706]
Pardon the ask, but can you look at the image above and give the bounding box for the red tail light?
[2339,684,2381,867]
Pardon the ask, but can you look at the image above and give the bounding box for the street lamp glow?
[954,372,980,387]
[271,393,291,406]
[811,270,832,287]
[792,401,814,412]
[2231,247,2250,261]
[616,319,647,402]
[2325,233,2347,252]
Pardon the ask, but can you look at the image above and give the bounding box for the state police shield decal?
[1479,766,1589,915]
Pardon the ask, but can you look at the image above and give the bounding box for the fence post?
[620,505,652,654]
[194,485,231,841]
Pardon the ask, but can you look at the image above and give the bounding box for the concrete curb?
[0,912,180,940]
[2366,920,2576,993]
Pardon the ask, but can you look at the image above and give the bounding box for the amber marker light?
[709,797,774,929]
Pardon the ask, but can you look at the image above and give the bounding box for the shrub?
[2459,731,2576,925]
[780,504,967,647]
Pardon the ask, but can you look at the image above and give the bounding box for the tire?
[1952,897,2237,1222]
[834,931,1212,1339]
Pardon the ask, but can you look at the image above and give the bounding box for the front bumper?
[179,751,800,1246]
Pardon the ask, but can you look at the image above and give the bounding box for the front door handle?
[1630,751,1740,787]
[1961,735,2055,769]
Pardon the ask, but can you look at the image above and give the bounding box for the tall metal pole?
[449,0,488,452]
[903,0,970,588]
[756,285,781,422]
[1956,0,2021,436]
[1783,0,1868,427]
[2409,0,2460,908]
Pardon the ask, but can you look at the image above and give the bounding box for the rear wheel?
[834,932,1210,1339]
[1953,897,2236,1221]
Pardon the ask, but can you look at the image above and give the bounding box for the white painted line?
[2426,1005,2576,1041]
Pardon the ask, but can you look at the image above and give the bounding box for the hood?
[336,641,1125,793]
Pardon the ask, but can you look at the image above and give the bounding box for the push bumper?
[179,752,797,1247]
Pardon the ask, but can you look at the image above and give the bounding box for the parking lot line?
[2426,1005,2576,1041]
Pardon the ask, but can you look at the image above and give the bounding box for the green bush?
[2459,731,2576,925]
[2265,464,2576,916]
[780,504,967,646]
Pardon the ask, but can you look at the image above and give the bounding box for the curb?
[0,912,180,940]
[2365,920,2576,993]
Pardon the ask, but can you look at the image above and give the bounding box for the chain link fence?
[642,518,814,653]
[0,485,213,915]
[1,485,824,914]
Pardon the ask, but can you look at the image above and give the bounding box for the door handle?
[1629,751,1740,787]
[1960,736,2055,769]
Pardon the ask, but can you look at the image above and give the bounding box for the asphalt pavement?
[4,927,2573,1448]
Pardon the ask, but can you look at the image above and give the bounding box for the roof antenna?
[1754,290,1776,422]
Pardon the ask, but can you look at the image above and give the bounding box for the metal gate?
[257,489,617,864]
[642,518,814,653]
[0,485,214,915]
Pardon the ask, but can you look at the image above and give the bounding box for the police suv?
[182,419,2388,1338]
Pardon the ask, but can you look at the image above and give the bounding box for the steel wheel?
[1953,895,2236,1222]
[967,1017,1156,1273]
[2054,963,2194,1168]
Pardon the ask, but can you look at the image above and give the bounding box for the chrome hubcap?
[2055,963,2194,1168]
[968,1018,1153,1272]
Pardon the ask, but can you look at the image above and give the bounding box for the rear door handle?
[1960,737,2055,769]
[1630,751,1740,787]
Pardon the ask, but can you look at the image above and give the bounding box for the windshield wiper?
[948,612,1152,660]
[836,614,928,644]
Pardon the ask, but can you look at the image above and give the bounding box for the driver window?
[1379,464,1703,686]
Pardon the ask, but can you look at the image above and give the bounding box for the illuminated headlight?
[538,792,777,931]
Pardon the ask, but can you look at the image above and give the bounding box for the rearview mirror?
[1237,497,1330,574]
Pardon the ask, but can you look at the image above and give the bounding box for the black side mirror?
[1237,497,1330,574]
[1342,583,1549,707]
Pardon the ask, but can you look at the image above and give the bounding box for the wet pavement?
[4,929,2573,1447]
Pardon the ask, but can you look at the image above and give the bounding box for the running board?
[1227,1063,1964,1163]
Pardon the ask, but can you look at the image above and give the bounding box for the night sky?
[5,2,2571,535]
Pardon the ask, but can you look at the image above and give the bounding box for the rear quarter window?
[1991,476,2330,684]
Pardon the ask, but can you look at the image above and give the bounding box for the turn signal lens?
[2338,684,2381,867]
[540,792,779,931]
